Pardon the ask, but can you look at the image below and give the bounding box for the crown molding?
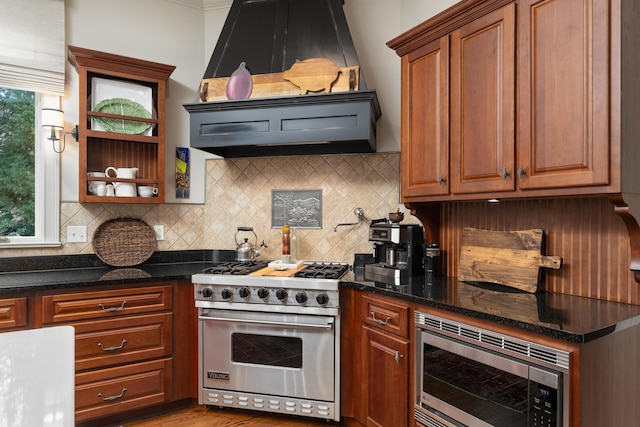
[203,0,232,10]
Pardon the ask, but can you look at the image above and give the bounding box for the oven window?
[423,344,534,426]
[232,333,302,368]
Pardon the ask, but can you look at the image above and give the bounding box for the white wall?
[61,0,459,203]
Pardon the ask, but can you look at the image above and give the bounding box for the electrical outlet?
[154,225,165,241]
[67,226,87,243]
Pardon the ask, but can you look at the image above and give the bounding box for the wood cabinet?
[389,0,640,280]
[340,289,411,427]
[41,284,176,423]
[67,46,175,204]
[361,295,410,427]
[0,297,28,330]
[390,0,619,201]
[450,3,515,195]
[400,35,449,198]
[516,0,610,191]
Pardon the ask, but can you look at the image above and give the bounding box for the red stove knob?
[316,293,329,306]
[202,287,214,298]
[276,288,288,301]
[295,291,308,304]
[257,288,269,299]
[239,287,251,298]
[221,288,233,300]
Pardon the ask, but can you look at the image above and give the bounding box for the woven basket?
[92,218,156,267]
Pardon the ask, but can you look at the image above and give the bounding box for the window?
[0,87,61,247]
[0,0,65,248]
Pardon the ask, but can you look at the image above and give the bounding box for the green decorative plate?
[93,98,153,134]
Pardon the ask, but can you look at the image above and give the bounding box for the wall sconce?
[41,107,65,153]
[41,108,79,153]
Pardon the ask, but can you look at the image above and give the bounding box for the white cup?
[87,172,106,195]
[114,182,136,197]
[137,186,158,197]
[106,184,115,197]
[96,184,107,196]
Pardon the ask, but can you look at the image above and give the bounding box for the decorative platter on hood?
[92,218,156,267]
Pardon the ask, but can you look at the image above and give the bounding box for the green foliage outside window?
[0,87,36,236]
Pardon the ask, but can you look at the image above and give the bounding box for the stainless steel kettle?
[235,227,267,261]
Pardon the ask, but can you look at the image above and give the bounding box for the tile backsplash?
[2,153,415,263]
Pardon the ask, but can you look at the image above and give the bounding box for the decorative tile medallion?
[272,189,322,228]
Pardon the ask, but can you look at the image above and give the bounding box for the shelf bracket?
[609,194,640,283]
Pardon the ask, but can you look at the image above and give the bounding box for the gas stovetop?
[201,260,268,275]
[192,261,349,315]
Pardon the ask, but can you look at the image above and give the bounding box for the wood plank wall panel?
[440,196,639,305]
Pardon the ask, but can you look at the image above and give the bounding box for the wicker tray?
[92,218,156,267]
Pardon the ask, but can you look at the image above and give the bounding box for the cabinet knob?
[395,351,404,364]
[437,175,447,185]
[518,165,526,179]
[501,167,511,180]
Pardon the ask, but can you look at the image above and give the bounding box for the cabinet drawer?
[75,357,172,422]
[361,294,410,338]
[42,285,172,324]
[71,312,172,371]
[0,297,27,330]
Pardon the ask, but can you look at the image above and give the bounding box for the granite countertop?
[2,251,640,344]
[0,250,234,293]
[341,268,640,344]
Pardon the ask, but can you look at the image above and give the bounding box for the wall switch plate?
[67,226,87,243]
[154,225,165,241]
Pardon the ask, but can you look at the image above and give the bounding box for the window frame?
[0,92,61,248]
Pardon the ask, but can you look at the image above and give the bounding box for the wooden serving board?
[457,227,562,293]
[250,264,307,277]
[199,60,359,102]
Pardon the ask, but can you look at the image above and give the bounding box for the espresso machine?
[364,222,425,284]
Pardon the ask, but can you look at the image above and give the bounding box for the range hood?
[184,0,381,158]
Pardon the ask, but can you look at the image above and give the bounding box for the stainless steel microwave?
[414,311,570,426]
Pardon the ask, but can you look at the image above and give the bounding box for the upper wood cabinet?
[450,3,515,194]
[389,0,619,202]
[68,46,175,204]
[401,36,449,198]
[517,0,610,190]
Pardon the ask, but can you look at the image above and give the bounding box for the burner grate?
[202,260,268,275]
[294,263,350,279]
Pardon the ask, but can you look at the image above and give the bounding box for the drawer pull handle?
[395,351,404,364]
[98,339,127,352]
[371,312,391,326]
[98,387,127,401]
[98,300,127,312]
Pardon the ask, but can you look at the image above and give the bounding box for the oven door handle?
[199,315,334,330]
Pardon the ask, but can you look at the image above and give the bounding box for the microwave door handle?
[199,315,334,330]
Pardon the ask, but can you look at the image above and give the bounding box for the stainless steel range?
[192,261,348,422]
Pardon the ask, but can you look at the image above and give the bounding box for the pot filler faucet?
[333,207,365,232]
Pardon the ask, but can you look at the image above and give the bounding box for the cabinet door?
[362,326,409,427]
[450,3,516,194]
[517,0,609,189]
[0,297,27,330]
[401,36,450,198]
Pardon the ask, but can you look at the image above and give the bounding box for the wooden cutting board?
[250,264,307,277]
[457,227,562,293]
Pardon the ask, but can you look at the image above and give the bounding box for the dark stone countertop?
[0,250,236,294]
[340,268,640,344]
[3,251,640,344]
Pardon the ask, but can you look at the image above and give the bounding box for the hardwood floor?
[123,405,342,426]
